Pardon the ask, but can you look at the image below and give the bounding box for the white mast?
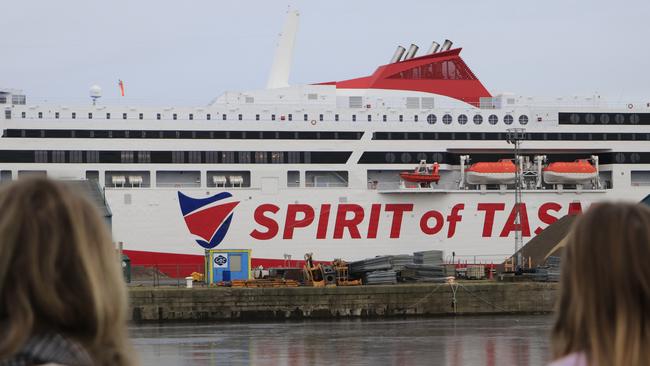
[266,9,299,89]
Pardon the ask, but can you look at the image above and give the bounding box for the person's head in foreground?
[551,202,650,366]
[0,178,135,366]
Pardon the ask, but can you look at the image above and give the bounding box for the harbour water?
[131,315,552,366]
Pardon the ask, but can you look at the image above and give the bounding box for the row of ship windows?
[358,151,650,165]
[559,112,650,125]
[2,129,364,140]
[0,150,352,164]
[372,132,650,141]
[8,110,530,125]
[6,129,650,142]
[2,150,647,165]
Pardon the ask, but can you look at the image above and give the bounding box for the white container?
[185,276,193,288]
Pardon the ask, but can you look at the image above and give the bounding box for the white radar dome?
[89,85,102,98]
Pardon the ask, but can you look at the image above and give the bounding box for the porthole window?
[600,114,609,124]
[426,114,437,124]
[417,153,428,161]
[631,114,640,124]
[570,113,580,124]
[458,114,468,125]
[432,152,444,162]
[504,114,514,125]
[488,115,498,125]
[585,114,595,124]
[442,114,452,124]
[518,115,529,125]
[400,152,412,163]
[615,114,625,124]
[385,152,396,163]
[631,153,641,163]
[473,115,483,125]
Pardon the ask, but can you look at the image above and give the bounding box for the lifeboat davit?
[400,160,440,186]
[466,159,516,185]
[543,159,597,184]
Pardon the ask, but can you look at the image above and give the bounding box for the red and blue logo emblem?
[178,192,240,249]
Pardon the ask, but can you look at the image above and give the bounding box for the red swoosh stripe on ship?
[183,201,239,242]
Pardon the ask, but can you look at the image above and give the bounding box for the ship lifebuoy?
[310,119,317,125]
[627,103,634,109]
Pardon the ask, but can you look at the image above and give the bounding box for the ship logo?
[178,192,240,249]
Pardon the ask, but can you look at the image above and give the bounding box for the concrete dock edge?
[129,282,558,322]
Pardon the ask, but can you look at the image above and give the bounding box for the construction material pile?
[364,270,398,285]
[414,250,443,265]
[534,256,561,282]
[349,250,447,284]
[400,264,446,282]
[349,255,414,274]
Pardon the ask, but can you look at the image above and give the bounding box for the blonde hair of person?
[0,178,135,365]
[552,202,650,366]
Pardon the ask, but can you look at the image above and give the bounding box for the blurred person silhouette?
[0,178,136,366]
[550,202,650,366]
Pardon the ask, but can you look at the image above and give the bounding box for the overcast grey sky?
[2,0,649,105]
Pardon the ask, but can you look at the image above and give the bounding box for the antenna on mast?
[266,8,299,89]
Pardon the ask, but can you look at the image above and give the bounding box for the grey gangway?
[63,179,112,230]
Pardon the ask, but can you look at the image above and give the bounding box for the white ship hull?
[104,185,646,266]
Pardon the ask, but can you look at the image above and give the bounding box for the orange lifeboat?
[543,159,597,184]
[400,160,440,186]
[466,159,516,185]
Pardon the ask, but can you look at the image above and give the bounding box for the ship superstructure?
[1,10,649,271]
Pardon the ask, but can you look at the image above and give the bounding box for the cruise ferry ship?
[2,10,649,271]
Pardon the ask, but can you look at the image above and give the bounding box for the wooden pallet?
[230,279,300,288]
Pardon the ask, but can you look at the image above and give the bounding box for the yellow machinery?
[303,253,325,287]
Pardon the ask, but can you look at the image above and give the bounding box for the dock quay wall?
[129,282,558,322]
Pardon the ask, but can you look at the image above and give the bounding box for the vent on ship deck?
[348,96,363,109]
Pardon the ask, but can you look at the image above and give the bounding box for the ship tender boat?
[543,160,598,185]
[465,160,516,185]
[1,9,649,275]
[400,160,440,186]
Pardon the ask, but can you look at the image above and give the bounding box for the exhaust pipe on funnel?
[404,44,419,60]
[440,39,453,52]
[390,46,406,63]
[426,41,440,54]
